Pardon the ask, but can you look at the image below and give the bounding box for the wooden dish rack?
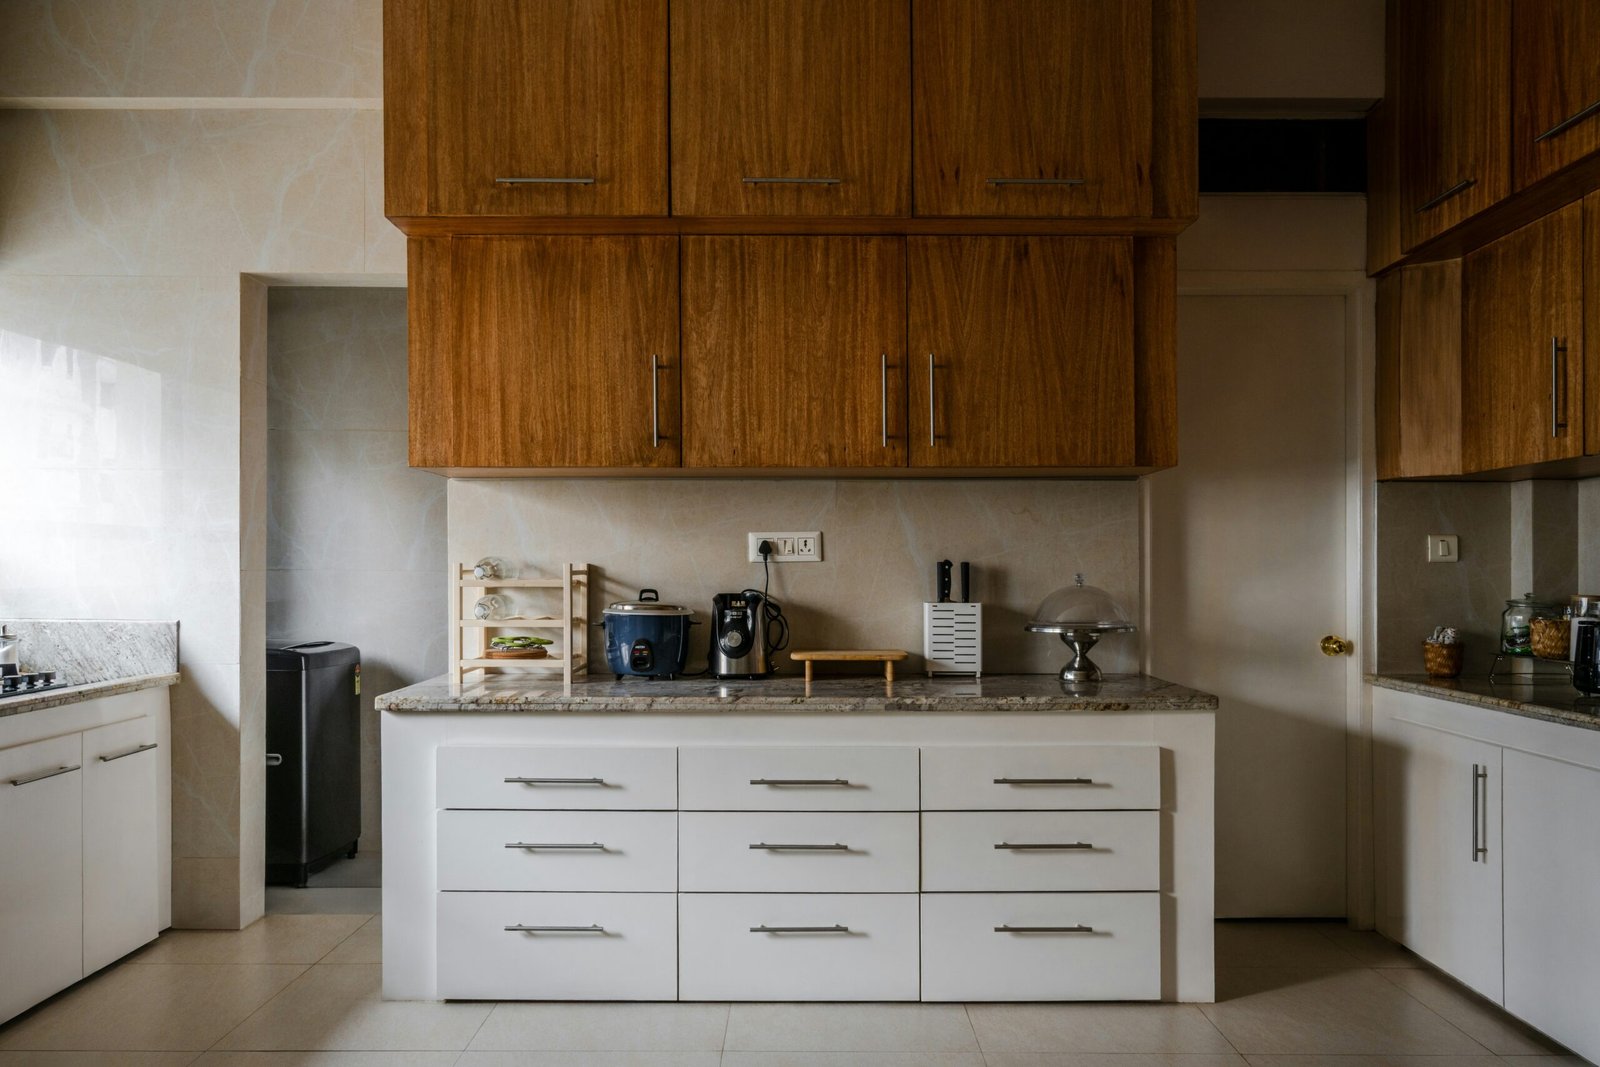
[449,562,589,686]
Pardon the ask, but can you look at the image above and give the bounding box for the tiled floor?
[0,918,1589,1066]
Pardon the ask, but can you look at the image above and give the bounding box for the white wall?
[1198,0,1385,108]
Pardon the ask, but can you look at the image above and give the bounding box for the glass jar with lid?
[1502,593,1551,654]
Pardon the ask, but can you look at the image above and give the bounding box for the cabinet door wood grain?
[681,237,908,469]
[409,236,681,469]
[1397,0,1511,250]
[424,0,667,216]
[1463,203,1583,472]
[913,0,1152,218]
[671,0,909,216]
[1379,260,1465,479]
[908,237,1135,467]
[1513,0,1600,190]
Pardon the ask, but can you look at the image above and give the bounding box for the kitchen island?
[379,672,1218,1004]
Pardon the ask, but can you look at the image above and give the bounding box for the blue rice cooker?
[602,589,696,679]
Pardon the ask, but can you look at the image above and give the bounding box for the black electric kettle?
[1573,617,1600,695]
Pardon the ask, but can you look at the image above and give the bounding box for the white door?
[82,717,161,973]
[1147,293,1355,917]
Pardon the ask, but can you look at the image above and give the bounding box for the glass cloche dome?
[1025,574,1135,683]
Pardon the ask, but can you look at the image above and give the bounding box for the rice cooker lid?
[605,589,694,617]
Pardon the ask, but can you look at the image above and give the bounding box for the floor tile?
[193,1055,457,1066]
[0,1054,200,1066]
[0,965,305,1052]
[304,854,382,889]
[213,965,490,1052]
[466,1004,728,1052]
[720,1054,987,1067]
[456,1054,721,1067]
[131,915,370,966]
[1241,1056,1505,1066]
[1499,1058,1595,1065]
[724,1004,978,1053]
[264,888,382,916]
[317,917,381,966]
[1314,928,1420,969]
[1376,967,1568,1056]
[966,1004,1236,1055]
[975,1054,1247,1067]
[1200,967,1490,1056]
[1215,923,1362,975]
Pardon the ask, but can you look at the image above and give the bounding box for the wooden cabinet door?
[1396,0,1510,250]
[908,238,1135,467]
[409,236,681,469]
[1513,0,1600,189]
[423,0,667,216]
[1462,202,1583,472]
[681,237,908,469]
[671,0,909,216]
[913,0,1152,218]
[1376,261,1465,479]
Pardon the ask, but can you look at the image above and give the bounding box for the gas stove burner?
[0,671,67,699]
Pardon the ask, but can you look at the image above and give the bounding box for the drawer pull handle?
[993,777,1095,786]
[1535,98,1600,142]
[1413,177,1475,214]
[995,841,1095,851]
[505,842,608,851]
[742,176,843,185]
[505,777,609,786]
[98,742,158,763]
[495,177,596,185]
[504,924,607,934]
[749,778,853,787]
[986,177,1086,187]
[750,842,850,851]
[9,764,80,787]
[995,924,1095,934]
[750,924,852,934]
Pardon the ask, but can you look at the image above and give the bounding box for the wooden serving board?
[789,649,909,682]
[484,647,550,660]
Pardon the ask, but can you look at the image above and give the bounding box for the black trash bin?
[266,641,362,886]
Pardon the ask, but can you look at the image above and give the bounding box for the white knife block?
[924,602,982,677]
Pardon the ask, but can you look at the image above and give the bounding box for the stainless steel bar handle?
[995,841,1094,851]
[750,842,850,851]
[750,778,852,787]
[505,842,607,850]
[1551,338,1569,438]
[1535,98,1600,142]
[881,352,889,448]
[1474,764,1489,861]
[995,924,1094,933]
[927,352,937,447]
[742,177,843,185]
[10,764,81,787]
[1471,763,1482,862]
[266,753,283,767]
[504,924,606,933]
[1414,177,1476,214]
[505,776,609,785]
[994,777,1094,785]
[987,177,1086,186]
[750,924,851,934]
[495,177,596,185]
[651,353,661,448]
[98,742,158,763]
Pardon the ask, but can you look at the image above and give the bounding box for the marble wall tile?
[0,109,366,277]
[0,619,177,683]
[361,111,407,276]
[267,287,407,430]
[0,0,381,99]
[1579,479,1600,592]
[172,856,241,931]
[447,478,1143,676]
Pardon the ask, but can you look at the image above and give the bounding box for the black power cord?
[744,539,789,673]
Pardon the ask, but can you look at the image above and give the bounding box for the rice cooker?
[602,589,696,679]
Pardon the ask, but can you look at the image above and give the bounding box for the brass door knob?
[1320,635,1354,657]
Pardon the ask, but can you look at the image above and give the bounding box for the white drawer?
[922,811,1159,891]
[679,746,918,811]
[438,810,677,892]
[921,744,1159,810]
[437,891,676,1000]
[679,812,918,893]
[921,892,1160,1001]
[679,893,918,1001]
[437,746,676,809]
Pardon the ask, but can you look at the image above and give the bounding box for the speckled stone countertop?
[1370,673,1600,731]
[376,673,1218,714]
[0,672,181,719]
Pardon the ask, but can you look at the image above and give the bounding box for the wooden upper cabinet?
[385,0,668,217]
[670,0,910,216]
[1513,1,1600,190]
[1376,261,1465,479]
[1396,0,1510,251]
[681,237,908,468]
[409,236,680,469]
[1462,202,1583,472]
[908,237,1135,467]
[913,0,1154,218]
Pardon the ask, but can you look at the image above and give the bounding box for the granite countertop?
[376,672,1218,714]
[1370,672,1600,731]
[0,672,181,719]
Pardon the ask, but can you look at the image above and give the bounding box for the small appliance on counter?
[0,625,66,699]
[1026,573,1136,684]
[602,589,696,680]
[266,641,361,887]
[925,559,982,677]
[710,590,788,679]
[1571,595,1600,695]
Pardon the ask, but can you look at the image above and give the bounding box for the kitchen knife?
[959,561,970,603]
[937,560,953,603]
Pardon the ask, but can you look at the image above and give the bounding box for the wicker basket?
[1530,616,1571,660]
[1423,640,1463,678]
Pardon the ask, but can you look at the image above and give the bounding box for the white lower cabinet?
[437,810,677,892]
[0,734,85,1023]
[922,810,1159,892]
[679,893,920,1001]
[82,717,161,973]
[921,892,1161,1001]
[437,892,678,1000]
[679,811,919,892]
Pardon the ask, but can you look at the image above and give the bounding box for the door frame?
[1144,269,1378,927]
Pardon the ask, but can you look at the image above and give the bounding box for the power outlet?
[747,531,823,563]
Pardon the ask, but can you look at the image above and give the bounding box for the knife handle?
[959,561,970,603]
[937,559,953,603]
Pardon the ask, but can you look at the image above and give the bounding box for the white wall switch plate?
[1427,533,1459,563]
[747,532,823,563]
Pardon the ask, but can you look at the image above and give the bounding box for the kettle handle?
[638,588,659,602]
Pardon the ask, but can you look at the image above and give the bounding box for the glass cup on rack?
[473,595,510,621]
[472,557,514,581]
